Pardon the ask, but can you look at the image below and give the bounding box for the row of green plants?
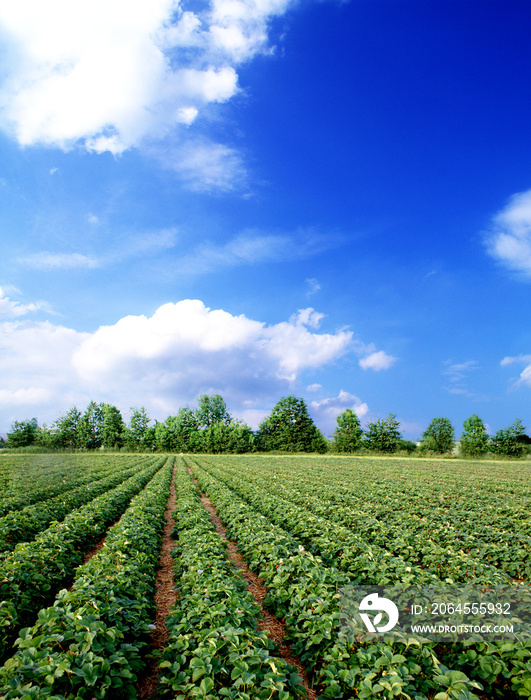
[197,458,512,584]
[0,454,138,516]
[0,456,166,660]
[205,457,530,581]
[0,457,174,698]
[157,461,305,699]
[4,394,530,457]
[190,458,531,698]
[0,459,142,552]
[186,459,488,699]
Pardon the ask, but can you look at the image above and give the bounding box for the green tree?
[125,407,154,451]
[78,401,104,449]
[155,407,200,452]
[200,419,256,454]
[195,394,232,428]
[334,408,363,452]
[257,395,327,453]
[421,417,455,454]
[6,418,39,448]
[51,407,82,448]
[490,418,527,458]
[363,413,402,453]
[459,414,489,457]
[101,404,126,448]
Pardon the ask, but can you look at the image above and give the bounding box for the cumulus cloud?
[310,390,370,437]
[0,317,90,427]
[0,294,359,429]
[0,291,399,432]
[0,0,293,161]
[359,349,396,371]
[72,301,353,388]
[485,189,531,277]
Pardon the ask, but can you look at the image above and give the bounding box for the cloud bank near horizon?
[0,293,395,431]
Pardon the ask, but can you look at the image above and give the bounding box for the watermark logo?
[359,592,399,633]
[340,584,531,642]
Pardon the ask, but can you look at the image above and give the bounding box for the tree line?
[2,394,530,458]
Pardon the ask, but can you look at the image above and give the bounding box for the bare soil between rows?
[186,465,317,700]
[136,461,178,700]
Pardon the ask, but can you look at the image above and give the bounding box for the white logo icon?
[359,593,399,633]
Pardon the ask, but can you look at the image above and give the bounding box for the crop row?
[188,459,531,699]
[157,460,305,700]
[227,455,531,537]
[202,457,529,581]
[0,459,145,553]
[0,456,175,699]
[0,455,167,660]
[195,458,508,585]
[0,454,152,517]
[186,460,487,700]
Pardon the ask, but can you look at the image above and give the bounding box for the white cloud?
[501,354,531,389]
[485,189,531,277]
[305,277,321,297]
[500,354,531,367]
[176,228,339,274]
[442,359,478,382]
[0,317,89,427]
[310,390,370,436]
[0,286,52,317]
[306,383,322,392]
[72,301,353,387]
[165,139,248,193]
[20,252,100,270]
[0,0,293,161]
[441,359,488,401]
[359,349,396,372]
[0,292,398,433]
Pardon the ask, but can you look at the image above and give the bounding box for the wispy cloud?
[442,359,479,383]
[0,287,53,318]
[20,252,100,270]
[305,277,321,297]
[442,359,488,401]
[177,228,339,275]
[155,139,249,193]
[18,228,178,272]
[501,354,531,390]
[485,189,531,278]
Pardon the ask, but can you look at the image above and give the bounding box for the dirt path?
[186,465,317,700]
[136,460,178,700]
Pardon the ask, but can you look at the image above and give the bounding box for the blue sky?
[1,0,531,439]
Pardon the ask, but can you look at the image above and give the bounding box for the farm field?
[0,453,529,699]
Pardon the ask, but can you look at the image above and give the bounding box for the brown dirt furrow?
[136,460,178,700]
[187,465,317,700]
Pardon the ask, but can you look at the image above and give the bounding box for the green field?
[0,453,529,699]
